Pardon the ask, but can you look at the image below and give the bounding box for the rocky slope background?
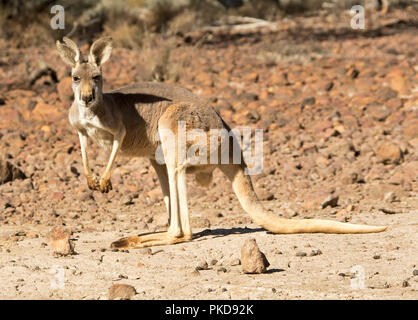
[0,0,417,299]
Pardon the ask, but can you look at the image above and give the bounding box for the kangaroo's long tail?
[220,164,387,234]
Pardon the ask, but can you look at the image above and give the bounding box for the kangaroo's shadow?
[193,227,265,241]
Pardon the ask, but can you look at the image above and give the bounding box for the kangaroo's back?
[109,82,204,104]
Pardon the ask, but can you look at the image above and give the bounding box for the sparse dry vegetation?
[1,0,413,50]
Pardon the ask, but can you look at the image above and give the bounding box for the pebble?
[196,260,209,271]
[296,251,307,257]
[108,284,137,300]
[309,249,322,256]
[217,267,227,274]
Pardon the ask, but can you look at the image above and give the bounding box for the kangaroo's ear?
[88,37,112,66]
[56,37,80,68]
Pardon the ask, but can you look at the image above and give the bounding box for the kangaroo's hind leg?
[111,106,193,248]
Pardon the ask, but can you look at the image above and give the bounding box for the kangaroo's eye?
[93,75,101,81]
[72,76,80,82]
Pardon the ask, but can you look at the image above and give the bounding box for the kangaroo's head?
[56,37,112,108]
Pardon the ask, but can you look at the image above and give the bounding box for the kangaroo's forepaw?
[87,175,99,191]
[99,177,112,193]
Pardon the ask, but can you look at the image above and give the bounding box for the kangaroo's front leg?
[99,128,126,193]
[78,132,99,191]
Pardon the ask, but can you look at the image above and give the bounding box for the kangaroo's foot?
[99,177,112,193]
[110,231,192,249]
[87,175,100,191]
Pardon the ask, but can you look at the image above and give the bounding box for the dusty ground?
[0,8,417,299]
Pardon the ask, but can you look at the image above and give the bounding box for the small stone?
[303,192,339,210]
[196,260,209,270]
[376,141,403,165]
[340,172,358,185]
[402,280,409,288]
[108,284,137,300]
[412,270,418,276]
[49,228,75,256]
[379,207,397,215]
[321,195,339,209]
[217,267,227,274]
[139,248,152,255]
[383,192,398,203]
[209,259,218,266]
[0,160,26,185]
[26,231,39,238]
[309,249,322,256]
[230,258,241,266]
[120,195,133,206]
[241,238,270,274]
[302,97,315,107]
[296,251,307,257]
[190,217,211,228]
[373,254,381,260]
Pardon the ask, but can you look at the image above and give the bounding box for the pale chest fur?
[69,104,114,150]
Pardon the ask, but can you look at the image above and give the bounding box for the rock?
[376,141,403,165]
[230,258,241,266]
[309,249,322,256]
[366,104,391,122]
[302,97,315,107]
[413,270,418,276]
[241,238,270,274]
[217,267,227,274]
[196,260,209,271]
[296,251,307,257]
[49,228,75,256]
[315,155,330,168]
[0,160,26,184]
[32,101,62,122]
[325,139,355,158]
[383,191,398,203]
[190,217,211,228]
[245,109,260,123]
[57,77,73,102]
[209,259,218,266]
[304,192,339,210]
[379,207,397,215]
[257,189,275,201]
[145,187,162,203]
[403,119,418,139]
[27,231,40,238]
[120,195,133,205]
[387,70,411,95]
[108,284,137,300]
[339,171,359,185]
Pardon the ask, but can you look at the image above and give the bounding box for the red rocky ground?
[0,8,416,299]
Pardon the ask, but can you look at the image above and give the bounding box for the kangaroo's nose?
[82,94,93,104]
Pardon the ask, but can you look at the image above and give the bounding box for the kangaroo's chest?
[81,118,114,149]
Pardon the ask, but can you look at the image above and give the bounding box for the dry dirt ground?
[0,8,417,299]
